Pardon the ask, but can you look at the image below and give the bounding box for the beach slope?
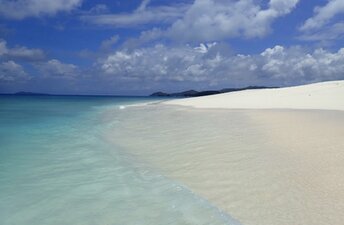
[165,80,344,111]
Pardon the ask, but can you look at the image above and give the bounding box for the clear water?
[0,95,239,225]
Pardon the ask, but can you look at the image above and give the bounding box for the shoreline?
[106,80,344,225]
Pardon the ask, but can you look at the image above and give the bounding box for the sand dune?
[165,80,344,111]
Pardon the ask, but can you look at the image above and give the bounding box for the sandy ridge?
[164,80,344,111]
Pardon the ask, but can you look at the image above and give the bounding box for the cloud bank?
[98,43,344,88]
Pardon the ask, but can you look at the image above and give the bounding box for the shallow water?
[107,104,344,225]
[0,95,239,225]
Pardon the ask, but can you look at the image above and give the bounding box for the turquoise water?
[0,95,239,225]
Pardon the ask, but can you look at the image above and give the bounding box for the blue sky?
[0,0,343,95]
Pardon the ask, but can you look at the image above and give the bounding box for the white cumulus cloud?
[100,35,120,51]
[34,59,79,79]
[0,61,29,82]
[167,0,299,42]
[299,22,344,42]
[98,43,344,88]
[300,0,344,31]
[0,39,46,61]
[0,0,83,20]
[299,0,344,42]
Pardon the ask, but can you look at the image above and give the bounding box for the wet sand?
[107,105,344,225]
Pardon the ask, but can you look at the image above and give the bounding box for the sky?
[0,0,343,95]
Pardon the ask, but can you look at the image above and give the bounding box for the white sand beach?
[108,80,344,225]
[165,80,344,111]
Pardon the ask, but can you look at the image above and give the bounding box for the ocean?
[0,95,239,225]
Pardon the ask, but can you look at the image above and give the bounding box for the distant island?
[150,86,278,97]
[14,91,51,96]
[6,87,277,97]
